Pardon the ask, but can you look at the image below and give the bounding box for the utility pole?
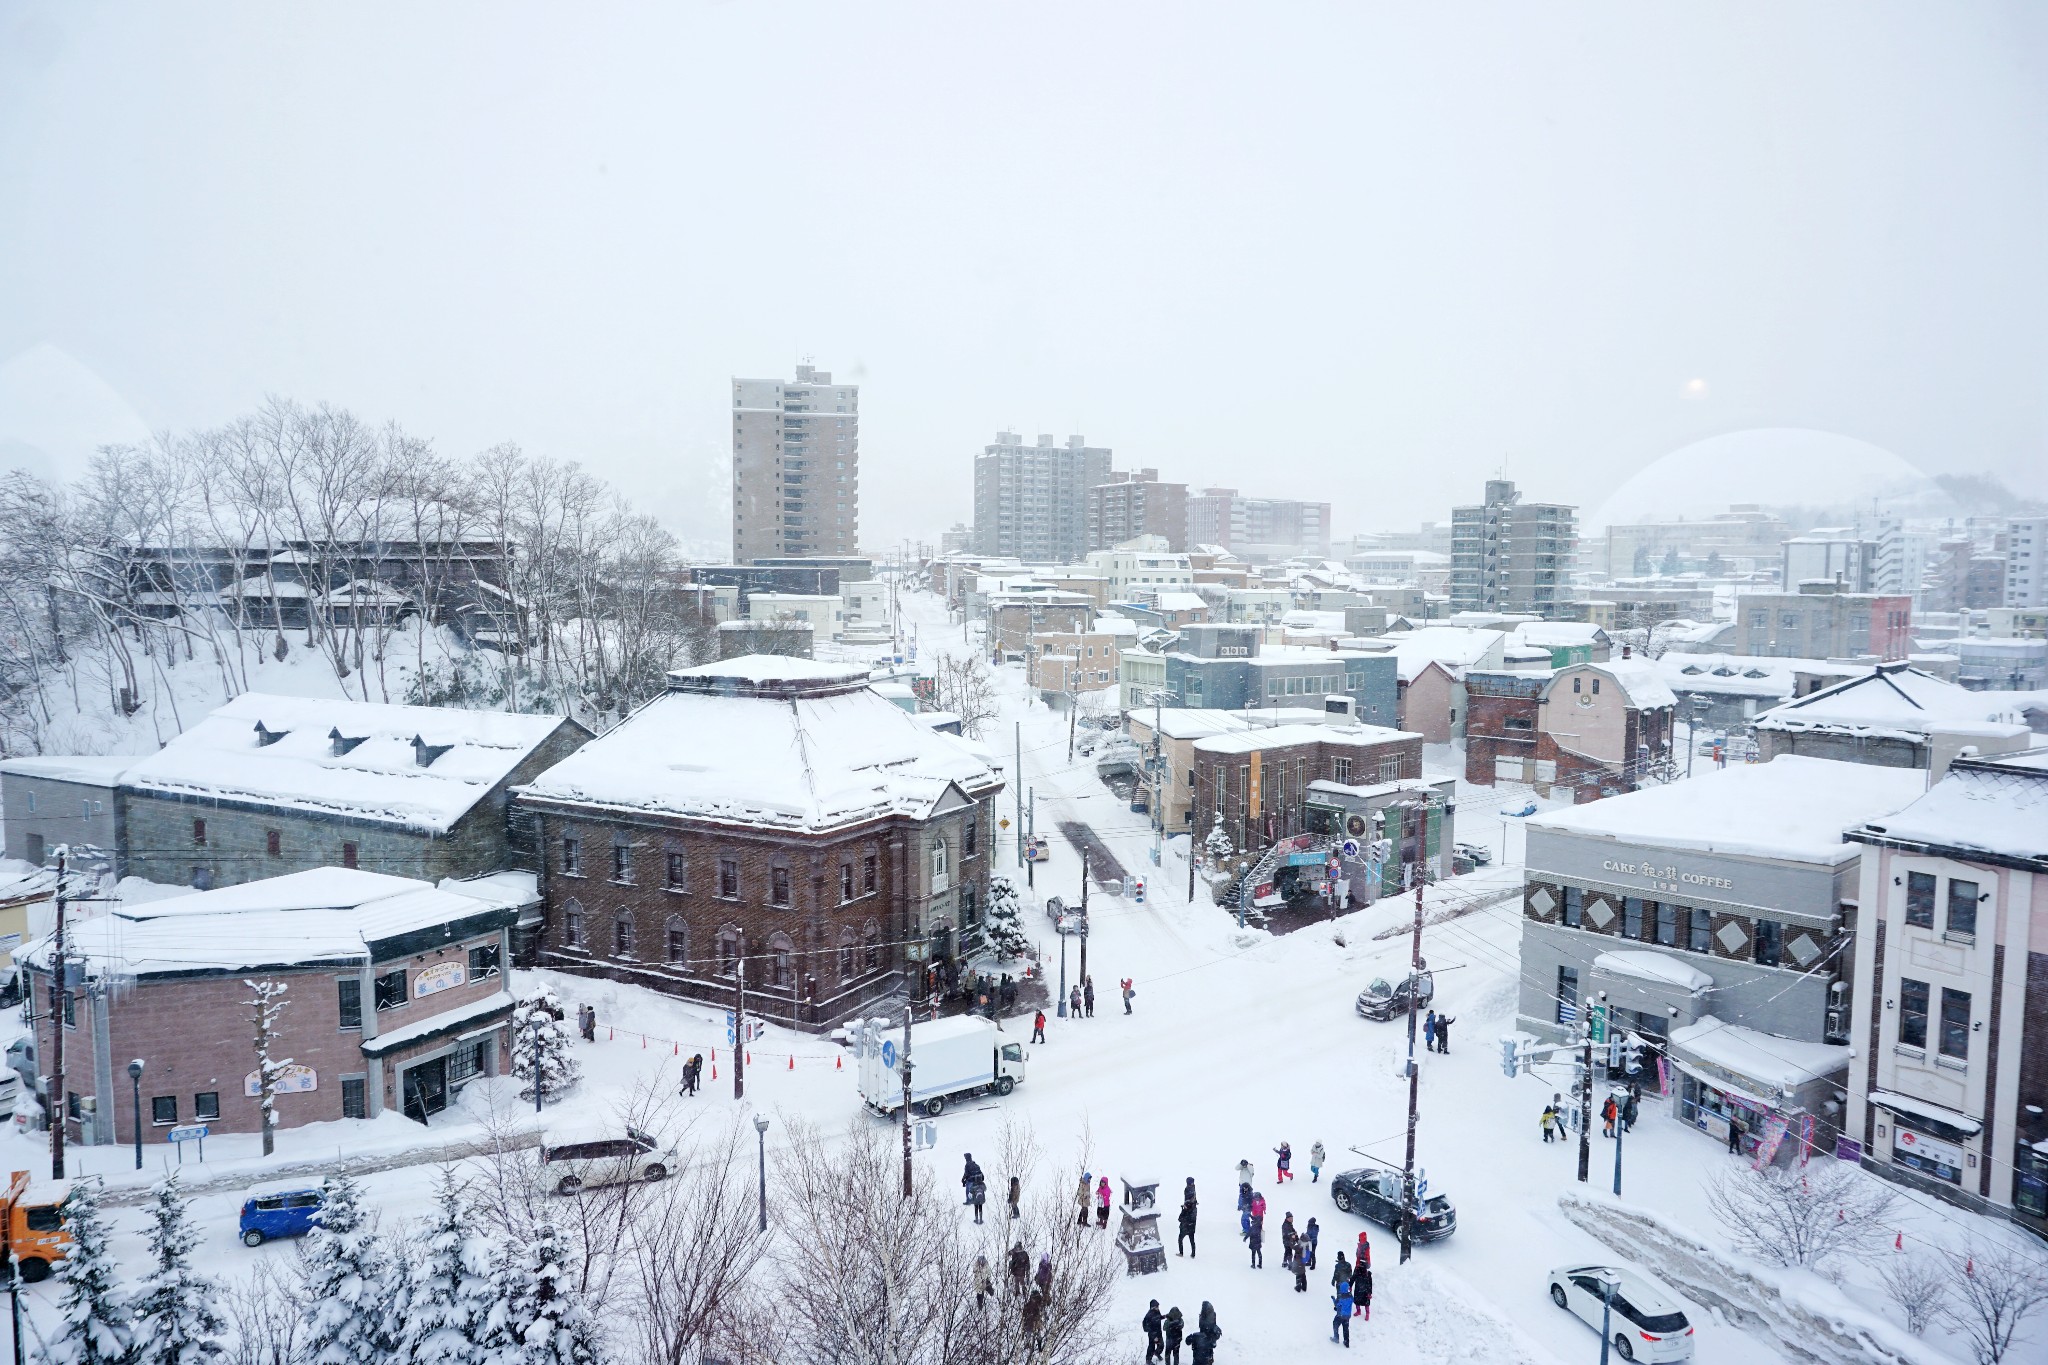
[899,1002,915,1198]
[1015,722,1025,867]
[1151,690,1165,868]
[1078,850,1089,992]
[49,847,68,1182]
[1398,867,1423,1265]
[734,957,747,1101]
[1025,787,1035,890]
[1067,694,1076,762]
[1577,1000,1594,1184]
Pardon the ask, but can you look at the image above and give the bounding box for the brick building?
[1085,470,1188,553]
[1027,630,1122,698]
[518,657,1006,1029]
[1190,722,1424,851]
[20,868,530,1138]
[988,594,1094,660]
[1754,663,2034,770]
[116,693,589,889]
[1464,659,1676,800]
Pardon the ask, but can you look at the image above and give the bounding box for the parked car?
[1328,1165,1455,1242]
[1044,896,1087,936]
[540,1123,674,1195]
[1453,842,1491,867]
[238,1182,326,1247]
[6,1036,38,1098]
[1547,1264,1695,1362]
[1355,972,1434,1021]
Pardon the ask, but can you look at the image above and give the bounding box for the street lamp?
[753,1115,770,1233]
[1596,1268,1621,1365]
[127,1059,145,1170]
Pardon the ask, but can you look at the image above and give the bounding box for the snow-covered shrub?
[396,1172,499,1364]
[492,1215,605,1364]
[299,1171,397,1362]
[513,989,581,1105]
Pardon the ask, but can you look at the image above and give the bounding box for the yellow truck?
[2,1169,71,1282]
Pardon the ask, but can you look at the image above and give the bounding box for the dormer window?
[412,735,455,767]
[253,721,288,747]
[329,728,368,757]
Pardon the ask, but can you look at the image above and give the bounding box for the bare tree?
[1701,1162,1896,1271]
[1946,1239,2048,1365]
[619,1113,768,1365]
[246,979,291,1158]
[1876,1248,1951,1335]
[929,654,1000,739]
[219,1258,306,1365]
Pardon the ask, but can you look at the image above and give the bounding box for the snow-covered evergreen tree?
[397,1171,498,1365]
[133,1173,227,1365]
[49,1179,132,1365]
[490,1214,604,1365]
[299,1172,396,1364]
[245,978,292,1157]
[512,990,580,1105]
[1203,822,1234,862]
[985,876,1029,959]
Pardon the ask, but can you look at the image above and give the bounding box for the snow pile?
[1668,1016,1851,1089]
[120,691,573,834]
[1527,755,1925,863]
[1593,949,1712,993]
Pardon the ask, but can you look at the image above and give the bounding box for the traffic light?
[1623,1036,1644,1076]
[1132,877,1146,904]
[1500,1037,1520,1079]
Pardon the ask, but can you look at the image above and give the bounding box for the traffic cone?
[835,1054,842,1070]
[712,1063,717,1080]
[673,1042,678,1055]
[641,1033,647,1048]
[608,1027,615,1041]
[787,1054,795,1070]
[747,1051,752,1066]
[1895,1231,1903,1251]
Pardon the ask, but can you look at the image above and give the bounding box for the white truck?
[853,1015,1027,1118]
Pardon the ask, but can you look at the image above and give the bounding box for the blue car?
[238,1183,325,1247]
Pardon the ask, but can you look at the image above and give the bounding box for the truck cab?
[2,1169,71,1281]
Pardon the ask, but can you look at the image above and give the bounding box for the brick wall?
[1194,733,1422,851]
[530,796,995,1030]
[1464,690,1539,785]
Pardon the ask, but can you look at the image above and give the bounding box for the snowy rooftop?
[1669,1016,1852,1091]
[1193,722,1419,756]
[521,656,1004,832]
[1754,664,2027,738]
[1356,626,1504,682]
[1152,591,1209,612]
[1134,707,1332,740]
[1527,756,1925,864]
[17,867,532,978]
[1512,622,1607,648]
[119,693,577,835]
[0,754,135,787]
[1582,658,1678,709]
[1855,760,2048,864]
[1655,654,1869,699]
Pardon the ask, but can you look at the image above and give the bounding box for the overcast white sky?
[2,3,2042,552]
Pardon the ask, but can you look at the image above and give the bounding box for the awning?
[1668,1058,1784,1112]
[1868,1090,1982,1136]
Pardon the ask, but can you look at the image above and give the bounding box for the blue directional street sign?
[881,1039,897,1070]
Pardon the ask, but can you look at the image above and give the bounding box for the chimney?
[1622,645,1632,659]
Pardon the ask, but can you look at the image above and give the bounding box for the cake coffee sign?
[1601,856,1734,896]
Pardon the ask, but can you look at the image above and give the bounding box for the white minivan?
[1547,1263,1695,1362]
[539,1123,674,1195]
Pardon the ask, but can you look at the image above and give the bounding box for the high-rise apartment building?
[1449,479,1577,618]
[732,365,859,564]
[1085,469,1188,552]
[2006,516,2046,608]
[971,432,1113,563]
[1184,489,1333,560]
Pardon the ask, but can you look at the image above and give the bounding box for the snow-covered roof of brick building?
[517,655,1004,833]
[1753,663,2029,739]
[117,692,581,835]
[1852,750,2048,866]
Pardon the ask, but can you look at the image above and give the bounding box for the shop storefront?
[1667,1016,1847,1164]
[1867,1092,1982,1191]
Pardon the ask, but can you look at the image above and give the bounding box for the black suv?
[1329,1166,1456,1243]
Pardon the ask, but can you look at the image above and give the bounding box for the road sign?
[1588,1003,1608,1045]
[166,1124,207,1143]
[1340,839,1360,859]
[881,1039,897,1070]
[914,1119,938,1151]
[999,818,1011,830]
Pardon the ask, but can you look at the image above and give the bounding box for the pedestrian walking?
[1032,1010,1047,1043]
[1291,1241,1309,1293]
[963,1153,987,1224]
[1434,1013,1454,1053]
[1198,1302,1219,1344]
[680,1053,702,1096]
[1354,1259,1375,1320]
[1022,1288,1047,1350]
[1162,1306,1185,1365]
[1247,1212,1264,1268]
[1008,1174,1022,1221]
[1726,1113,1745,1155]
[1122,977,1135,1014]
[1184,1175,1197,1207]
[1601,1094,1618,1138]
[1143,1300,1165,1364]
[1309,1140,1325,1183]
[1541,1104,1558,1142]
[1331,1250,1351,1297]
[1083,976,1096,1017]
[1303,1216,1319,1270]
[1075,1174,1093,1227]
[1237,1182,1252,1241]
[1280,1213,1299,1262]
[1274,1141,1294,1183]
[1622,1088,1640,1132]
[1187,1324,1218,1365]
[1096,1175,1112,1228]
[1422,1010,1437,1051]
[973,1254,993,1310]
[1007,1241,1030,1292]
[1331,1283,1353,1347]
[578,1003,596,1042]
[1069,985,1083,1017]
[1177,1190,1198,1257]
[1036,1251,1054,1298]
[1251,1189,1267,1224]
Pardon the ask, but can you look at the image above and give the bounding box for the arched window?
[613,914,635,958]
[664,915,689,967]
[838,927,857,982]
[768,932,794,990]
[716,925,743,977]
[863,918,882,971]
[562,898,585,949]
[931,839,948,880]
